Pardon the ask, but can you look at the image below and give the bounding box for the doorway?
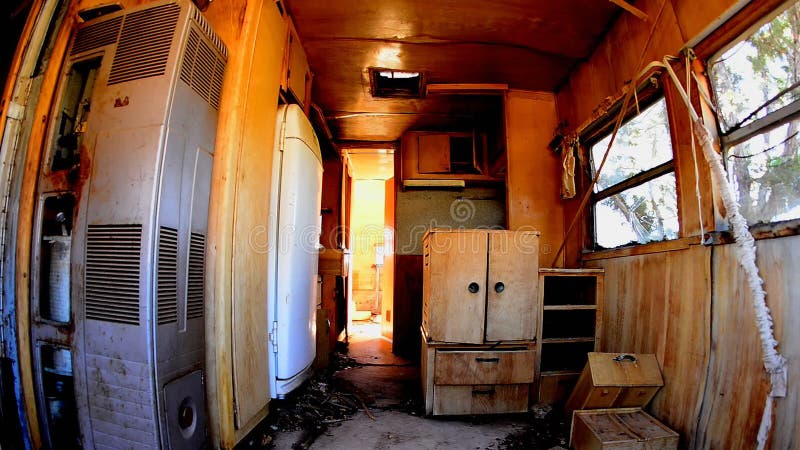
[342,147,395,350]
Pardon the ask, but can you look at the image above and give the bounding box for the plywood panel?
[697,236,800,450]
[204,0,286,447]
[585,245,710,448]
[504,90,564,266]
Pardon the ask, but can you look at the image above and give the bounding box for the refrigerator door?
[269,104,323,396]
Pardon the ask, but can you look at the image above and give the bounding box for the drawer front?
[433,384,529,415]
[434,349,536,385]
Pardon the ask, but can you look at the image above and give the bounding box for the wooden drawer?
[434,348,536,385]
[433,384,529,415]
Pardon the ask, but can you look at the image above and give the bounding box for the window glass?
[590,97,678,248]
[709,1,800,225]
[592,99,673,191]
[727,117,800,224]
[710,3,800,132]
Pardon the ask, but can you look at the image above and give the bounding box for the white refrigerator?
[267,104,323,398]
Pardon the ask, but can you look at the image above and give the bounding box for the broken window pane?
[592,99,673,191]
[710,2,800,133]
[709,0,800,225]
[594,173,679,248]
[727,118,800,224]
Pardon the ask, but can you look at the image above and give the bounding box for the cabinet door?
[427,231,487,343]
[418,134,450,173]
[486,231,538,341]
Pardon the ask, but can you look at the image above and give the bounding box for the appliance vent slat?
[85,224,142,325]
[179,28,200,84]
[179,26,226,110]
[72,16,123,55]
[186,233,205,319]
[157,227,178,325]
[191,7,228,58]
[108,3,180,85]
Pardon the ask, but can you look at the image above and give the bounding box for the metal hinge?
[232,398,239,424]
[269,321,278,353]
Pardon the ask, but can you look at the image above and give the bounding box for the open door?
[381,177,395,340]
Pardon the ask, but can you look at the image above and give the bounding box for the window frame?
[706,0,800,229]
[583,92,680,250]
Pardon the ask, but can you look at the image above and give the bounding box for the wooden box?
[566,353,663,413]
[571,408,678,450]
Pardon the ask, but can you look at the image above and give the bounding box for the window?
[709,1,800,225]
[590,98,679,249]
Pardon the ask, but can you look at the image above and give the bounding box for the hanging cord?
[683,49,706,244]
[551,0,670,267]
[660,55,787,450]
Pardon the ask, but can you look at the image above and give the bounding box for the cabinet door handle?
[468,282,480,293]
[475,357,500,363]
[472,388,496,396]
[494,282,505,293]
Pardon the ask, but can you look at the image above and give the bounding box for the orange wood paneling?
[504,90,563,266]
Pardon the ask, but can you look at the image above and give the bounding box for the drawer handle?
[475,357,500,363]
[468,282,480,293]
[494,282,505,293]
[472,388,496,396]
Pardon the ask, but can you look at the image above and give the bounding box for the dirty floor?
[237,320,569,450]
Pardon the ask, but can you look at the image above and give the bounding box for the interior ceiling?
[346,150,395,180]
[285,0,625,142]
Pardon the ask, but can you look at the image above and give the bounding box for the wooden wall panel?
[587,236,800,449]
[392,254,423,360]
[204,0,287,447]
[586,245,711,448]
[697,236,800,449]
[504,90,563,266]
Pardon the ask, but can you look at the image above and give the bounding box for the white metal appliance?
[267,104,323,398]
[29,1,226,448]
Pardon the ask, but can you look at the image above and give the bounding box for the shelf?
[543,305,597,311]
[542,337,596,344]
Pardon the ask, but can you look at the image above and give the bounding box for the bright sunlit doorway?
[342,147,395,347]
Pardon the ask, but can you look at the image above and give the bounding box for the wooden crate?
[566,353,663,413]
[571,408,678,450]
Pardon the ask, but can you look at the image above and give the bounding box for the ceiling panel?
[284,0,625,141]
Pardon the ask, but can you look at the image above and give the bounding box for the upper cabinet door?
[418,134,451,173]
[427,230,488,343]
[485,231,539,341]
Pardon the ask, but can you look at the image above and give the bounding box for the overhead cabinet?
[422,229,540,344]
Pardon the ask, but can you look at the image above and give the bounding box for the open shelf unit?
[536,268,604,405]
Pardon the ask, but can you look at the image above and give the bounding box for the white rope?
[661,56,787,450]
[684,51,706,244]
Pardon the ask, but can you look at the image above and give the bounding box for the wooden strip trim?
[609,0,648,21]
[592,160,675,202]
[721,100,800,147]
[581,236,695,260]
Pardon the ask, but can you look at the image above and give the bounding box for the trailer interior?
[1,0,799,448]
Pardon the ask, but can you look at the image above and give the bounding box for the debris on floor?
[496,404,570,450]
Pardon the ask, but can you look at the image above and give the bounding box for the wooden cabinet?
[281,20,312,109]
[421,229,539,415]
[422,229,540,344]
[536,268,604,405]
[401,131,503,184]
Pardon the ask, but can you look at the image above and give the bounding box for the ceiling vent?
[370,69,423,98]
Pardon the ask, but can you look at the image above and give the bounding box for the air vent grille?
[85,224,142,325]
[186,233,205,319]
[191,7,227,58]
[108,3,180,85]
[72,16,123,55]
[179,27,226,110]
[157,227,178,325]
